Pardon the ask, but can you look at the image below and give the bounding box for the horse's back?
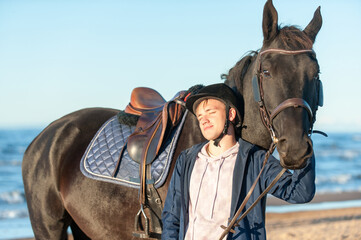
[23,107,118,179]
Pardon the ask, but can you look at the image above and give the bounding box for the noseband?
[252,48,323,143]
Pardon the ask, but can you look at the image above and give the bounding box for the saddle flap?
[127,111,167,164]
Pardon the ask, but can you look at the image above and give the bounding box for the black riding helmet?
[185,83,242,146]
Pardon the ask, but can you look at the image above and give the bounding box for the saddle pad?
[80,112,187,189]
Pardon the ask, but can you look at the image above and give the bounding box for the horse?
[22,0,323,239]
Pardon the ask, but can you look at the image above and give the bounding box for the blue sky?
[0,0,360,132]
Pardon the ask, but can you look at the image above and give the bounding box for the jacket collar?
[230,138,255,216]
[182,142,207,211]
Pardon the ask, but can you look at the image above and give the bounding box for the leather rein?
[219,48,321,239]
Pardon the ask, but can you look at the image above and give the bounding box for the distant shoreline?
[267,190,361,206]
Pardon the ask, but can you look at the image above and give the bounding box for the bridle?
[219,48,325,239]
[252,48,325,143]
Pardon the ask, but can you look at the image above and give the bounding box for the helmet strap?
[213,103,230,147]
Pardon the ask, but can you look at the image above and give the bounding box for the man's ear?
[229,108,237,122]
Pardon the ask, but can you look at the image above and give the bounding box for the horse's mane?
[222,51,258,98]
[222,25,313,91]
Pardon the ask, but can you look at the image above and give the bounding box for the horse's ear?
[262,0,279,43]
[303,6,322,43]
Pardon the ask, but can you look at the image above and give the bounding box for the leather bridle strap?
[270,98,313,123]
[259,48,315,58]
[219,143,286,239]
[255,48,316,143]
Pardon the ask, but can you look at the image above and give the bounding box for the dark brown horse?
[22,1,322,239]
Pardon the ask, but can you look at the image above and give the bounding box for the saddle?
[124,87,185,165]
[80,86,189,239]
[125,87,186,239]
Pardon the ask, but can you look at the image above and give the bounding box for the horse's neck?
[240,60,272,149]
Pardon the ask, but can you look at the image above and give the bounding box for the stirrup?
[132,205,161,239]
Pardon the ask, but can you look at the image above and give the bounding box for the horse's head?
[258,0,323,169]
[225,0,323,169]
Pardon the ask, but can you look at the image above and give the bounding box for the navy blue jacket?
[161,138,315,240]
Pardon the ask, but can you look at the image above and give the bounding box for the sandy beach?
[266,207,361,240]
[265,191,361,240]
[16,192,361,240]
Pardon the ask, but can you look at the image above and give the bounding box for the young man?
[161,83,315,240]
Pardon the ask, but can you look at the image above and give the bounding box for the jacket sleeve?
[260,152,316,203]
[161,152,184,240]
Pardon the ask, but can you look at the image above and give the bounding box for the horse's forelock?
[278,26,313,50]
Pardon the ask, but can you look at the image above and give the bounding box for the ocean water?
[0,129,361,239]
[0,129,42,239]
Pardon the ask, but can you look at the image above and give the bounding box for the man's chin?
[203,135,218,142]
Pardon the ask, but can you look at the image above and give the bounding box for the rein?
[219,48,322,239]
[219,143,286,240]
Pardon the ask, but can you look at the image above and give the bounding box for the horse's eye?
[263,70,271,77]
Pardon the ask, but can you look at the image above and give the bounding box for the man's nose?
[201,117,209,125]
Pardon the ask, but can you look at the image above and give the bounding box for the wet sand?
[266,207,361,240]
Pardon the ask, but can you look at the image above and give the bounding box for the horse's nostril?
[305,136,314,158]
[275,137,287,158]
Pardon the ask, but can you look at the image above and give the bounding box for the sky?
[0,0,360,132]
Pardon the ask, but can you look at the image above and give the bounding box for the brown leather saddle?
[124,87,185,165]
[123,87,186,239]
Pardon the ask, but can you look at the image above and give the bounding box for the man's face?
[195,98,226,141]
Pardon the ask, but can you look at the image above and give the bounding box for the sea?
[0,128,361,239]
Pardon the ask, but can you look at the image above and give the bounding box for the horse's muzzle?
[277,134,313,169]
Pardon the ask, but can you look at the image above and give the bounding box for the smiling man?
[161,83,316,240]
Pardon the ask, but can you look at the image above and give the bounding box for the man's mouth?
[203,125,213,131]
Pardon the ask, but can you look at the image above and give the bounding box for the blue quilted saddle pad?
[80,112,186,189]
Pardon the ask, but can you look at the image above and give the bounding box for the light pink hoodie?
[185,142,239,240]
